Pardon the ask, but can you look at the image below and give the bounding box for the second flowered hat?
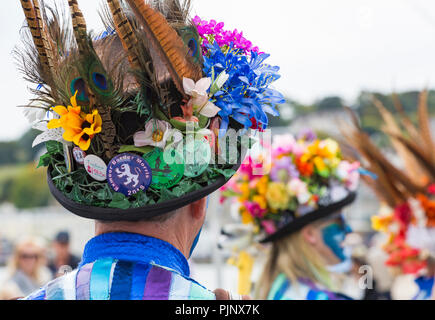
[16,0,284,220]
[221,130,360,243]
[345,93,435,275]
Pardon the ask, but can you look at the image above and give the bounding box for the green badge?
[143,148,184,189]
[183,138,212,178]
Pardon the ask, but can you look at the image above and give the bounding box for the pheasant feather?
[19,0,54,86]
[126,0,202,95]
[106,0,141,70]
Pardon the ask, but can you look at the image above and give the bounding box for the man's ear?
[190,197,208,220]
[301,225,318,245]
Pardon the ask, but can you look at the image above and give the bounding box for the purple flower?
[270,157,299,182]
[297,129,317,142]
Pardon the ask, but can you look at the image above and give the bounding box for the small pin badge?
[72,147,86,165]
[183,138,211,178]
[143,148,184,190]
[107,153,152,197]
[84,155,107,181]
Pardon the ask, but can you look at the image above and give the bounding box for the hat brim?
[47,159,244,222]
[260,192,357,243]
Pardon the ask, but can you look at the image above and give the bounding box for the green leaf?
[131,191,149,208]
[198,115,209,129]
[37,153,51,168]
[118,145,154,155]
[172,180,202,197]
[159,188,177,202]
[96,186,113,201]
[211,168,236,180]
[46,141,63,156]
[108,192,131,210]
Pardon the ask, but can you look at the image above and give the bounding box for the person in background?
[48,231,80,278]
[221,132,361,300]
[0,237,51,299]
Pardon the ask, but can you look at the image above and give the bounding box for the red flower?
[427,184,435,195]
[394,203,413,227]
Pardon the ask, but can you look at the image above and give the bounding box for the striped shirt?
[22,233,216,300]
[267,273,351,300]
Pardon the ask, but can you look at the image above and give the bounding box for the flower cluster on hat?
[202,41,284,134]
[192,16,260,55]
[47,92,102,151]
[221,131,360,236]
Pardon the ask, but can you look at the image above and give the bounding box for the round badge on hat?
[73,147,86,165]
[84,155,107,181]
[183,138,212,178]
[107,153,152,197]
[143,148,184,190]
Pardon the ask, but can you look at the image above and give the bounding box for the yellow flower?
[321,138,340,157]
[257,176,269,196]
[313,156,326,172]
[253,195,267,210]
[241,208,254,224]
[372,215,393,233]
[266,182,290,211]
[72,110,103,151]
[48,96,83,133]
[47,92,103,151]
[239,182,250,201]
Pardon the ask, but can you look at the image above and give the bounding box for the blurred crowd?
[0,231,79,300]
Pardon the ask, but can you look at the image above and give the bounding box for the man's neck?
[94,221,191,259]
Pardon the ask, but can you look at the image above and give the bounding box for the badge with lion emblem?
[107,153,152,197]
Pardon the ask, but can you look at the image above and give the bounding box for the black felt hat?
[260,191,357,243]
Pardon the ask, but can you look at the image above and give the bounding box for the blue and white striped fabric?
[23,233,216,300]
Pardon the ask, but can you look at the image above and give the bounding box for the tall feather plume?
[417,90,435,163]
[125,0,203,96]
[372,96,427,187]
[342,107,427,209]
[68,0,120,160]
[106,0,141,70]
[391,92,421,144]
[19,0,54,88]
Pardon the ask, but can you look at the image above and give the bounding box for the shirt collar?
[80,232,190,277]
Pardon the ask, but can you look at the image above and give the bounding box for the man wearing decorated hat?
[221,130,361,300]
[16,0,284,300]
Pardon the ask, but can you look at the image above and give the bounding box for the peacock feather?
[68,0,122,159]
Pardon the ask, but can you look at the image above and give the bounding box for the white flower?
[288,178,311,204]
[31,121,64,148]
[134,120,171,149]
[23,107,46,124]
[183,77,221,118]
[210,71,229,96]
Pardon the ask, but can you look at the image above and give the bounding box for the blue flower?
[203,42,285,134]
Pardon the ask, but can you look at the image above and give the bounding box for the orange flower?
[296,157,314,177]
[47,92,102,151]
[417,194,435,227]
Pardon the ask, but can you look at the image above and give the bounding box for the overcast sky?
[1,0,435,141]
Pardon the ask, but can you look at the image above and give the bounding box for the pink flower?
[193,16,260,55]
[261,220,277,235]
[336,161,360,191]
[244,201,267,218]
[272,134,303,158]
